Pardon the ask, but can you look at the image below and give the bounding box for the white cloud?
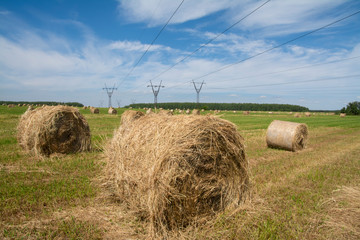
[108,40,171,52]
[260,96,266,98]
[117,0,236,26]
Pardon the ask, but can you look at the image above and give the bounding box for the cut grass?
[0,106,359,239]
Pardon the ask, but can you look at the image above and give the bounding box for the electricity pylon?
[147,80,165,109]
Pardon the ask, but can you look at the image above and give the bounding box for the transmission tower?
[103,84,118,108]
[192,80,205,104]
[147,80,165,109]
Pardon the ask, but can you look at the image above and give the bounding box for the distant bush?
[0,101,84,107]
[126,102,309,112]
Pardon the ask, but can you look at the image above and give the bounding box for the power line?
[161,55,360,91]
[190,9,360,82]
[148,0,272,82]
[206,74,360,90]
[119,0,185,86]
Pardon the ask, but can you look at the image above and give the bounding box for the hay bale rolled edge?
[17,105,91,157]
[120,110,145,126]
[90,107,99,114]
[266,120,308,151]
[108,107,117,115]
[105,114,250,236]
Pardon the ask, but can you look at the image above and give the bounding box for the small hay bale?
[105,114,249,236]
[146,108,153,115]
[158,109,173,115]
[90,107,99,114]
[108,107,117,115]
[185,109,190,114]
[294,113,301,118]
[120,110,145,126]
[243,111,250,115]
[192,109,200,115]
[17,106,91,157]
[83,106,88,109]
[266,120,308,152]
[340,113,346,117]
[305,112,311,117]
[8,104,15,108]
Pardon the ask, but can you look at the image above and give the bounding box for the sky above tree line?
[0,0,359,110]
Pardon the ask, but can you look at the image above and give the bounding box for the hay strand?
[105,114,249,236]
[17,105,91,157]
[120,110,145,126]
[266,120,308,151]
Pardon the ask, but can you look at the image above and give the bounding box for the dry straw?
[266,120,308,151]
[105,114,249,237]
[120,110,144,126]
[340,113,346,117]
[17,105,91,157]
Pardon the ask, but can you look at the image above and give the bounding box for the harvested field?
[1,107,360,239]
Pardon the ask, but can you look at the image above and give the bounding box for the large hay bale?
[17,106,91,157]
[105,114,249,236]
[108,107,117,115]
[340,113,346,117]
[266,120,308,151]
[90,107,99,114]
[120,110,144,125]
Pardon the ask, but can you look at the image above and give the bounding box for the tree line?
[0,101,84,107]
[126,102,309,112]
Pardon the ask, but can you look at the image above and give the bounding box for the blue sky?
[0,0,359,110]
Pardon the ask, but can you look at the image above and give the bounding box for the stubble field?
[1,106,359,239]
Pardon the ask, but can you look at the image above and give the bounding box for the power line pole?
[103,84,117,108]
[192,80,205,104]
[147,80,164,109]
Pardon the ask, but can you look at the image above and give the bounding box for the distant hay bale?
[83,106,88,109]
[266,120,308,152]
[305,112,311,117]
[146,108,153,115]
[120,110,145,126]
[294,113,301,118]
[243,111,250,115]
[105,114,249,236]
[340,113,346,117]
[192,109,200,115]
[17,106,91,157]
[8,104,15,108]
[108,107,117,115]
[185,109,190,114]
[90,107,99,114]
[158,109,173,115]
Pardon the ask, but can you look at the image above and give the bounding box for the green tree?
[342,101,360,115]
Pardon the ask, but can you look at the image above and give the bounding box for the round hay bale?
[8,104,15,108]
[192,109,200,115]
[340,113,346,117]
[105,114,249,236]
[185,109,190,114]
[120,110,145,126]
[294,113,301,118]
[158,109,173,115]
[243,111,250,115]
[146,108,153,115]
[83,106,88,109]
[266,120,308,152]
[90,107,99,114]
[108,107,117,115]
[17,106,91,157]
[305,112,311,117]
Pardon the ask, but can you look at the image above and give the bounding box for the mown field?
[0,106,359,239]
